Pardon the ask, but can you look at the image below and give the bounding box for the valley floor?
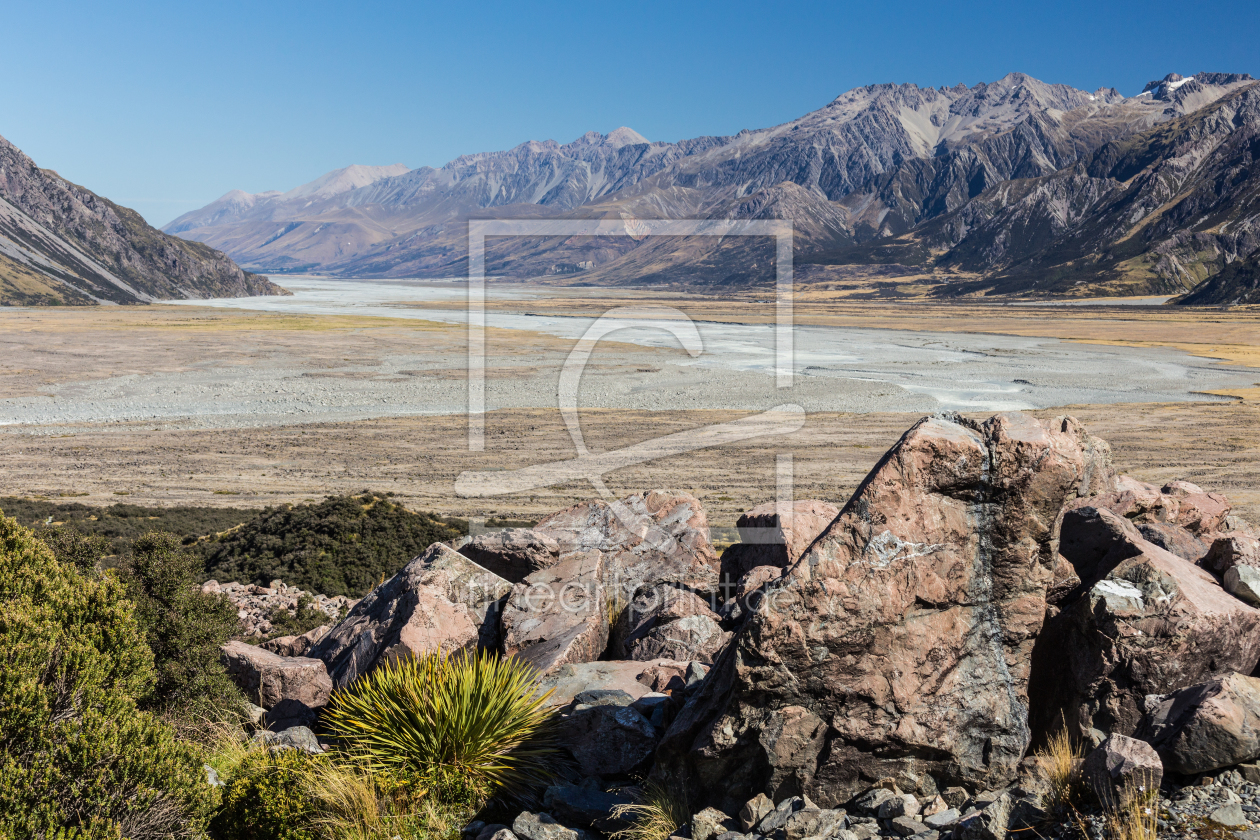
[2,292,1259,526]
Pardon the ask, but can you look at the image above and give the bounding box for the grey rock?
[261,624,331,657]
[889,816,928,838]
[692,807,736,840]
[253,725,323,754]
[561,703,659,776]
[1210,802,1249,827]
[461,821,487,838]
[573,689,634,708]
[853,789,896,815]
[1228,566,1260,607]
[536,659,693,708]
[922,809,960,829]
[204,764,223,787]
[543,784,635,832]
[475,826,512,840]
[782,808,846,840]
[739,794,775,831]
[940,787,969,810]
[955,791,1011,840]
[632,692,673,729]
[878,795,919,819]
[756,797,808,835]
[512,812,591,840]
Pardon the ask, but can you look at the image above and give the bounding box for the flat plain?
[2,293,1258,526]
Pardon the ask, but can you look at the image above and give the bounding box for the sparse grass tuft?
[610,780,690,840]
[1102,779,1159,840]
[1036,725,1085,811]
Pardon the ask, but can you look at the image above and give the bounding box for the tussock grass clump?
[323,650,564,803]
[1100,779,1159,840]
[610,781,690,840]
[1035,725,1085,811]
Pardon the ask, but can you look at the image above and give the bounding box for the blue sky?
[3,0,1257,227]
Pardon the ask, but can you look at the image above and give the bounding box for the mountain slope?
[830,78,1260,298]
[166,71,1258,299]
[0,134,287,305]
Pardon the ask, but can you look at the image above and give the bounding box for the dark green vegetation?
[1,495,255,557]
[0,506,558,836]
[0,512,220,837]
[201,492,465,597]
[6,492,489,599]
[118,532,244,716]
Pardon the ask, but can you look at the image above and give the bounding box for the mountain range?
[165,71,1260,302]
[0,134,285,306]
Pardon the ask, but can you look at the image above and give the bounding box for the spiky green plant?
[323,651,563,803]
[610,781,690,840]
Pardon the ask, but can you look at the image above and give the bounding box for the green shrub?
[1,496,253,557]
[0,511,213,837]
[202,493,463,597]
[118,531,245,719]
[323,651,564,804]
[210,748,318,840]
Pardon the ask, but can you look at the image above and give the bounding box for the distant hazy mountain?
[166,71,1259,300]
[0,134,286,306]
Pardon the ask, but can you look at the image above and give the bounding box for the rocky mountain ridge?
[166,71,1259,299]
[0,133,287,305]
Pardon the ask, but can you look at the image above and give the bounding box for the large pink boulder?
[721,500,840,579]
[657,412,1110,811]
[501,550,610,676]
[535,490,719,599]
[308,543,511,688]
[221,641,333,710]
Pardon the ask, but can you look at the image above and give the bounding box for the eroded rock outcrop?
[1031,506,1260,740]
[612,587,728,663]
[656,412,1109,811]
[535,490,720,598]
[309,543,511,688]
[501,550,609,676]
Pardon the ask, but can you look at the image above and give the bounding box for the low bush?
[118,531,245,719]
[202,492,463,597]
[210,748,318,840]
[1,496,253,557]
[323,650,564,804]
[0,511,213,837]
